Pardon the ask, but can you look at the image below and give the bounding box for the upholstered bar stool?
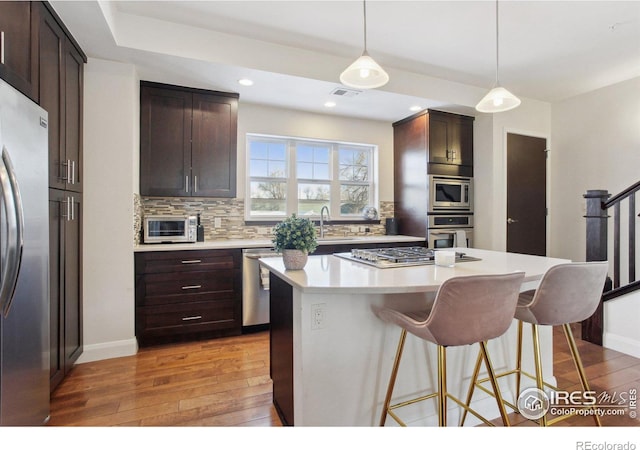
[463,262,609,426]
[374,272,525,427]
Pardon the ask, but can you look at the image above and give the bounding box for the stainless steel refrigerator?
[0,78,50,425]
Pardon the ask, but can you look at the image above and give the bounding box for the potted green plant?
[272,214,318,270]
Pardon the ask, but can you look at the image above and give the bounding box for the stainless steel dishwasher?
[242,248,280,328]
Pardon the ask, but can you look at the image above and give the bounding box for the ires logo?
[518,388,636,420]
[549,390,597,405]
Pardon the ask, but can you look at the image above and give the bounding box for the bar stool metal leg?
[480,341,511,426]
[438,345,447,426]
[563,323,601,426]
[459,349,484,426]
[531,324,548,426]
[379,329,407,426]
[516,320,523,396]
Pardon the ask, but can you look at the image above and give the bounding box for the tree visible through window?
[247,134,377,220]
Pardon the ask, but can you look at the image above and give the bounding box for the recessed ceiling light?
[324,101,336,108]
[410,105,422,112]
[238,78,254,86]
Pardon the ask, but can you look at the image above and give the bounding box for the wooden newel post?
[582,189,610,345]
[584,190,610,262]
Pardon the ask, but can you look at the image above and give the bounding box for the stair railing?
[583,181,640,345]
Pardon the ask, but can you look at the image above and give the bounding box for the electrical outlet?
[311,303,326,330]
[214,217,222,228]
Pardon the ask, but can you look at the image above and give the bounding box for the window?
[247,134,377,220]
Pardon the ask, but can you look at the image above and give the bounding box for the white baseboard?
[603,332,640,359]
[75,338,139,364]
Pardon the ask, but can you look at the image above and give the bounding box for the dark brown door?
[192,93,238,197]
[506,133,547,256]
[140,84,192,196]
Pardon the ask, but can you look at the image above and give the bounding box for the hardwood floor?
[49,326,640,427]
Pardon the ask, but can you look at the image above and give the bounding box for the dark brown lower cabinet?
[49,189,83,392]
[135,249,242,347]
[269,273,294,426]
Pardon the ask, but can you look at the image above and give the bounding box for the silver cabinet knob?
[507,218,519,224]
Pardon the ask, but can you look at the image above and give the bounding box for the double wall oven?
[427,175,474,249]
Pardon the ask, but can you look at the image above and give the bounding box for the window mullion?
[330,144,340,217]
[287,140,297,215]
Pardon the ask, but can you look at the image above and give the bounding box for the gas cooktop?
[334,246,481,269]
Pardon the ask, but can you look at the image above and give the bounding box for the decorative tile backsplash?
[134,194,395,244]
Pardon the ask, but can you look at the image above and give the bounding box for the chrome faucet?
[320,206,330,238]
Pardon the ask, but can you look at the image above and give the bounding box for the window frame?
[245,133,378,222]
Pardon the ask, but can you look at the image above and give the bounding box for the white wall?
[550,77,640,261]
[78,58,139,363]
[550,77,640,357]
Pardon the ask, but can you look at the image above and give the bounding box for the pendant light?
[340,0,389,89]
[476,0,521,113]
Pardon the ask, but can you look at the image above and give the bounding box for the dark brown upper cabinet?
[140,81,239,198]
[0,1,39,102]
[39,2,86,192]
[393,109,474,177]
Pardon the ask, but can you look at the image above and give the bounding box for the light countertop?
[259,247,570,294]
[133,234,425,252]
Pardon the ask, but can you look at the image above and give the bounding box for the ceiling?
[50,0,640,122]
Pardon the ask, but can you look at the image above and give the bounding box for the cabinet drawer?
[135,249,237,274]
[136,300,236,336]
[143,270,234,297]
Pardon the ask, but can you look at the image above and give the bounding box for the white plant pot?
[282,249,308,270]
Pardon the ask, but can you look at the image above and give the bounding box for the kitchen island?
[259,247,570,426]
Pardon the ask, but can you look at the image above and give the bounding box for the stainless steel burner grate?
[334,246,481,268]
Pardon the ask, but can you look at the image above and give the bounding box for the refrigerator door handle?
[0,146,24,317]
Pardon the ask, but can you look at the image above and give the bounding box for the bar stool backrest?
[520,262,609,326]
[422,272,525,347]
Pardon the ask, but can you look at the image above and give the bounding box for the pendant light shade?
[476,0,520,113]
[475,86,521,113]
[340,1,389,89]
[340,51,389,89]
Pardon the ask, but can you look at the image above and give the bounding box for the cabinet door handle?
[181,259,202,264]
[61,160,69,181]
[181,315,202,321]
[185,176,189,193]
[70,196,75,221]
[71,160,76,185]
[181,285,202,290]
[1,32,4,65]
[62,197,71,221]
[194,175,198,193]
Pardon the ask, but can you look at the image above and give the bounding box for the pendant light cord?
[363,0,368,52]
[495,0,500,86]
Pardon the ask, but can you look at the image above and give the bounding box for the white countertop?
[133,235,425,252]
[259,247,570,294]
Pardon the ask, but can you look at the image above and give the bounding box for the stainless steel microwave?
[428,175,472,211]
[143,215,197,243]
